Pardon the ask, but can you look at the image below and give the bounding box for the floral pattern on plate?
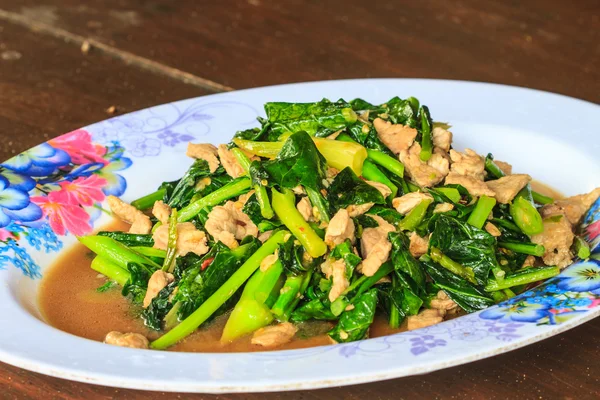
[0,130,131,278]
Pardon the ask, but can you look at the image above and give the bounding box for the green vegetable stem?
[271,188,327,258]
[78,235,160,270]
[467,195,497,229]
[150,230,289,349]
[485,266,560,291]
[90,256,130,287]
[178,177,252,222]
[131,189,166,210]
[231,147,275,219]
[361,159,398,199]
[510,186,544,236]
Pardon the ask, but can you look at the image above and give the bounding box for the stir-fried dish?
[70,97,599,350]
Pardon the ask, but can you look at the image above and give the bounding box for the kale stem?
[162,208,178,273]
[435,187,461,203]
[271,272,308,321]
[234,136,368,176]
[306,187,330,223]
[430,246,477,284]
[231,148,274,219]
[131,189,166,210]
[419,106,432,161]
[498,241,545,256]
[531,191,554,205]
[503,288,516,298]
[485,266,560,291]
[178,177,252,222]
[337,133,405,178]
[78,235,161,270]
[484,155,505,179]
[361,159,398,198]
[509,185,544,236]
[367,150,405,179]
[271,188,327,258]
[150,230,289,350]
[389,305,401,329]
[467,195,497,229]
[574,236,591,259]
[221,259,284,342]
[232,138,282,158]
[398,199,432,231]
[90,256,130,286]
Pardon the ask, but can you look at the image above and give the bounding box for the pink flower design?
[49,129,108,165]
[31,193,92,236]
[0,228,16,242]
[588,298,600,309]
[54,175,107,207]
[585,220,600,241]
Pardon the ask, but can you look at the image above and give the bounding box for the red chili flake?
[201,257,215,270]
[299,227,305,232]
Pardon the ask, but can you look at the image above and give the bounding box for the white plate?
[1,79,600,393]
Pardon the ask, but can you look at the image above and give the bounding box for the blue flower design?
[449,328,488,342]
[157,130,195,147]
[557,261,600,292]
[410,335,447,355]
[480,301,551,323]
[2,143,70,176]
[94,147,132,196]
[338,344,359,358]
[122,136,161,157]
[0,176,42,228]
[0,239,41,278]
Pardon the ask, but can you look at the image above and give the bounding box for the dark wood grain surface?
[1,1,599,398]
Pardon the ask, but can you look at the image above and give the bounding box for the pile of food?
[80,96,600,350]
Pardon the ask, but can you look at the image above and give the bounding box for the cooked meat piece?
[143,270,175,308]
[153,222,209,256]
[297,197,314,222]
[186,143,220,173]
[553,187,600,225]
[400,143,449,187]
[485,222,502,237]
[106,195,152,234]
[237,190,255,205]
[373,118,418,154]
[291,185,306,195]
[217,144,245,178]
[486,174,532,204]
[359,215,395,276]
[260,253,279,272]
[392,192,433,214]
[407,309,445,330]
[531,216,574,269]
[430,291,458,311]
[251,323,298,347]
[366,180,393,198]
[104,332,149,349]
[321,258,349,302]
[495,160,513,176]
[432,126,453,152]
[346,203,374,217]
[433,203,454,213]
[449,148,486,180]
[409,232,429,258]
[258,230,273,243]
[325,209,355,247]
[326,167,340,178]
[205,201,259,248]
[523,255,536,267]
[152,200,172,225]
[445,173,496,197]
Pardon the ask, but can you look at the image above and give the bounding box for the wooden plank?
[0,20,211,159]
[1,0,599,102]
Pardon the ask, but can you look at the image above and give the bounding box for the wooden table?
[1,1,599,398]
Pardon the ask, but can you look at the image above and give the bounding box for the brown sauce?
[39,220,408,352]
